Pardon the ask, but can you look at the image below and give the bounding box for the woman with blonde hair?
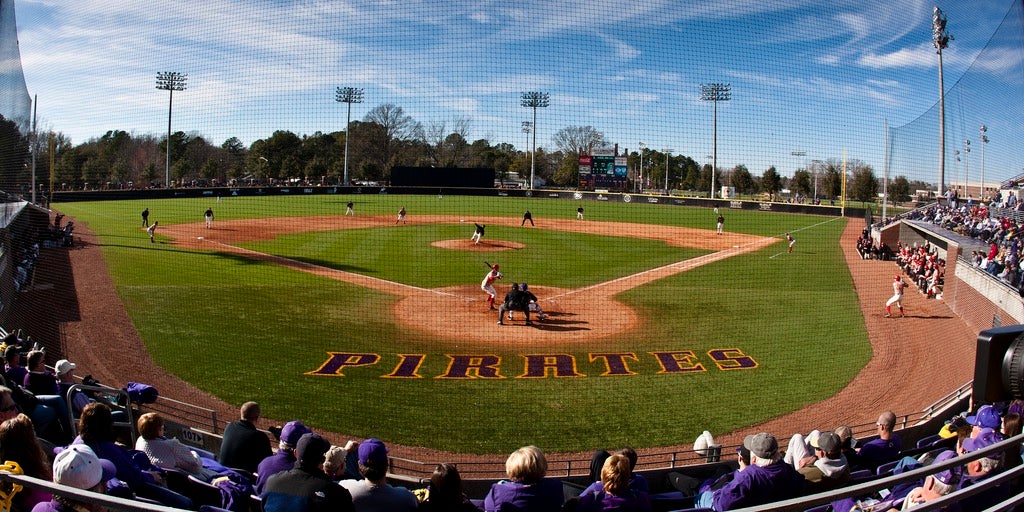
[576,453,651,511]
[135,412,217,481]
[483,445,562,512]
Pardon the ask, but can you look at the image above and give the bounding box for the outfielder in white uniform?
[481,264,502,310]
[471,223,485,245]
[885,275,906,317]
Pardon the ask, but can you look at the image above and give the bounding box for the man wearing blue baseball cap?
[954,428,1011,510]
[341,438,417,512]
[262,433,353,512]
[965,404,1002,438]
[255,420,313,494]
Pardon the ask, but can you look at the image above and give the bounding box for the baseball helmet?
[521,283,528,290]
[894,275,901,281]
[492,264,499,270]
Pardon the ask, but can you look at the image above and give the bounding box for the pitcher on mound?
[482,264,503,310]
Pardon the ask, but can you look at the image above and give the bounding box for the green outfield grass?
[55,194,869,454]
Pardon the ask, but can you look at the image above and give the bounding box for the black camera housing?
[974,324,1024,404]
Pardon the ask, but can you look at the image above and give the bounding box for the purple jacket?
[857,435,902,467]
[576,489,652,512]
[255,450,296,495]
[483,478,563,512]
[711,461,805,511]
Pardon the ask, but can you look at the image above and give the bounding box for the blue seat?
[915,433,943,449]
[876,459,899,476]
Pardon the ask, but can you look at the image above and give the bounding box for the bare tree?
[552,126,604,156]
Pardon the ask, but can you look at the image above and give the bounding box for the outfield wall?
[52,186,865,218]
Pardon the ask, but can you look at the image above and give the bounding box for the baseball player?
[522,210,534,227]
[147,221,158,243]
[396,206,407,224]
[716,214,724,235]
[481,264,503,310]
[577,206,585,220]
[205,208,214,228]
[498,283,519,324]
[885,274,907,318]
[786,232,795,253]
[471,223,485,245]
[345,201,354,216]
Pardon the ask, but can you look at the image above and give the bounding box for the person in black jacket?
[219,401,272,474]
[497,284,519,325]
[263,433,354,512]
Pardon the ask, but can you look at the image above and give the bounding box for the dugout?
[390,166,494,188]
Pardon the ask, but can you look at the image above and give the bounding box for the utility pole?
[335,86,364,186]
[663,149,673,196]
[520,92,550,190]
[701,83,731,199]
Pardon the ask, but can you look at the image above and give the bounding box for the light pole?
[963,139,971,199]
[954,150,960,194]
[933,7,953,198]
[980,125,989,201]
[520,92,550,190]
[701,83,731,199]
[155,72,187,188]
[791,151,807,199]
[663,149,673,196]
[638,142,645,193]
[335,86,364,186]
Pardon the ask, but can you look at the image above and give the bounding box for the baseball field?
[54,194,869,454]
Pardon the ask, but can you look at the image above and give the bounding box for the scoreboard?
[579,149,628,191]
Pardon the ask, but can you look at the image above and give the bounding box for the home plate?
[197,237,204,240]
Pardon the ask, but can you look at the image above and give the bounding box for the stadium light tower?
[980,125,989,201]
[932,6,953,198]
[638,142,645,193]
[520,92,550,190]
[663,149,673,196]
[701,83,731,199]
[964,138,971,199]
[155,72,187,188]
[335,86,364,186]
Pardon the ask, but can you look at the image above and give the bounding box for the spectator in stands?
[341,438,418,512]
[219,401,272,474]
[135,412,217,481]
[73,402,193,509]
[797,431,850,493]
[700,433,804,510]
[783,430,819,470]
[967,404,1002,438]
[32,444,116,512]
[900,449,962,509]
[262,432,354,512]
[327,442,364,481]
[4,345,27,390]
[255,420,312,494]
[576,452,651,512]
[834,426,859,468]
[954,429,1010,509]
[856,411,902,469]
[0,413,52,510]
[587,450,611,487]
[22,350,73,443]
[483,445,563,512]
[581,448,649,496]
[417,463,481,512]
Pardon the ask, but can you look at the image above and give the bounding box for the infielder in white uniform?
[885,274,906,317]
[481,264,502,310]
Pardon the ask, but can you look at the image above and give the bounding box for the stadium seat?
[803,504,831,512]
[915,433,943,449]
[875,460,899,476]
[650,491,694,512]
[185,474,227,509]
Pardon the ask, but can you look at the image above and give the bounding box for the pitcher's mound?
[432,239,524,252]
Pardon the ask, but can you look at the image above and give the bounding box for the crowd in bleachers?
[1,341,1021,512]
[896,200,1024,296]
[894,242,945,300]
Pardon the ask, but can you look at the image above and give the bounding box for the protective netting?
[887,1,1024,199]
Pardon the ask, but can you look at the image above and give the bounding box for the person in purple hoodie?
[255,420,312,495]
[484,445,563,512]
[707,433,805,511]
[576,452,651,512]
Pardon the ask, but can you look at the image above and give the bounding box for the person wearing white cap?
[32,444,115,512]
[697,433,805,510]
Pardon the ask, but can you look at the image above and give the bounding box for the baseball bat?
[484,260,493,269]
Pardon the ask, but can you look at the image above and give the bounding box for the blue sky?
[12,0,1023,186]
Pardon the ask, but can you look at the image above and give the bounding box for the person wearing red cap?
[481,264,503,310]
[885,275,907,318]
